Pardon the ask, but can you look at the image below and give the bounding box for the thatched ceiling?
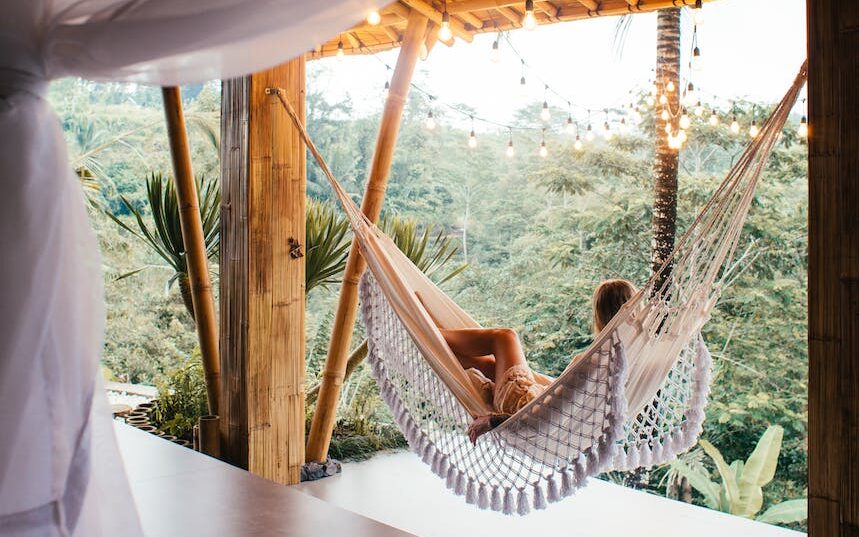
[308,0,708,59]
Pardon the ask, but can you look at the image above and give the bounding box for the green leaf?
[669,459,722,510]
[738,425,783,516]
[700,439,740,513]
[757,499,807,524]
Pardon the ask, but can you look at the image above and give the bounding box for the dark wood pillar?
[807,0,859,534]
[219,57,307,485]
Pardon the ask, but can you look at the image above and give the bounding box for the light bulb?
[683,82,696,106]
[798,116,808,138]
[540,102,550,121]
[692,0,704,25]
[425,111,435,130]
[665,122,673,134]
[694,101,704,117]
[633,107,643,123]
[646,95,656,107]
[691,47,703,71]
[749,122,759,138]
[523,0,537,30]
[666,80,675,93]
[709,111,719,126]
[539,142,548,158]
[650,83,658,97]
[659,93,668,105]
[677,129,688,143]
[565,116,575,134]
[439,11,453,42]
[367,10,382,25]
[491,40,501,63]
[337,40,345,59]
[667,133,677,149]
[679,112,691,130]
[604,127,613,141]
[383,80,390,97]
[730,116,740,134]
[506,141,515,157]
[519,76,527,97]
[468,130,477,148]
[586,124,595,141]
[574,136,583,151]
[661,108,670,121]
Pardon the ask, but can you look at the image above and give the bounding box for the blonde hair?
[592,279,637,334]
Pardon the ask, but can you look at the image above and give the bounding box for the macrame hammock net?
[274,62,806,515]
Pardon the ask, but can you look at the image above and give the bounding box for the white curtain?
[0,1,381,535]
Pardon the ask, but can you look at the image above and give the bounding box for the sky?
[309,0,807,131]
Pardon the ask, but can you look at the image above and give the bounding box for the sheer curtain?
[0,2,380,535]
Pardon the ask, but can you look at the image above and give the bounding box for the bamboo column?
[306,11,429,463]
[161,87,221,415]
[218,58,307,484]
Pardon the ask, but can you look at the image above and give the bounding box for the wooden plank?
[219,58,306,485]
[808,0,859,534]
[305,11,429,464]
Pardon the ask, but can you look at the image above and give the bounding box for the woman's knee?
[489,328,520,346]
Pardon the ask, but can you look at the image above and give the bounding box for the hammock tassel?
[502,488,515,516]
[491,486,503,511]
[651,441,665,464]
[533,483,547,510]
[626,446,640,469]
[446,465,457,489]
[455,471,467,495]
[477,484,490,510]
[546,475,560,503]
[465,481,477,505]
[517,489,531,516]
[639,445,653,468]
[560,468,574,497]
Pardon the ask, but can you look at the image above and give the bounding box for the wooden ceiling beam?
[381,25,403,42]
[388,2,413,18]
[344,32,363,49]
[537,1,562,19]
[575,0,599,11]
[401,0,474,42]
[495,5,521,25]
[457,10,486,29]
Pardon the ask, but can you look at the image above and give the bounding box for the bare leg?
[440,328,528,383]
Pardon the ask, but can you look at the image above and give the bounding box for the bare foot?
[468,416,493,444]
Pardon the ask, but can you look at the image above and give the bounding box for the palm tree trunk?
[651,8,681,291]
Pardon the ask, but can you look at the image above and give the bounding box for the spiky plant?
[380,212,468,284]
[306,199,351,294]
[105,172,220,319]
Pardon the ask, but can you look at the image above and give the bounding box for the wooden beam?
[424,22,441,54]
[305,11,429,464]
[161,87,221,417]
[401,0,473,42]
[219,57,306,484]
[574,0,599,11]
[807,0,859,534]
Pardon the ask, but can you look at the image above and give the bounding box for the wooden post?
[161,87,221,416]
[219,57,307,484]
[807,0,859,534]
[305,11,429,463]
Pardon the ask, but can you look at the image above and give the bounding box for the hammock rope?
[271,61,807,514]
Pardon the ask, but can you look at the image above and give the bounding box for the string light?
[683,82,697,106]
[383,80,390,97]
[730,115,740,134]
[692,0,704,25]
[518,60,527,97]
[541,87,550,121]
[506,129,515,157]
[677,129,688,143]
[586,122,595,141]
[523,0,537,31]
[539,128,548,157]
[798,115,808,138]
[666,80,675,93]
[337,36,345,59]
[425,110,436,130]
[633,106,643,123]
[694,100,705,117]
[367,10,382,25]
[661,108,670,121]
[439,2,453,42]
[465,116,478,148]
[749,120,759,138]
[646,95,656,107]
[691,46,703,71]
[565,114,575,134]
[709,110,719,126]
[491,39,501,63]
[604,121,613,140]
[659,93,668,105]
[574,134,584,151]
[679,109,691,130]
[665,122,673,134]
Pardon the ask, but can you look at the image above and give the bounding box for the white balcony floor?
[297,451,805,537]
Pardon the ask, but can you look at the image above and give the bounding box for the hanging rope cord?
[267,62,807,514]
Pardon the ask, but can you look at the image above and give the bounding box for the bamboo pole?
[305,11,429,463]
[199,415,221,458]
[161,87,221,416]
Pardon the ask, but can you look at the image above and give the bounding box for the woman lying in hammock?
[425,278,636,443]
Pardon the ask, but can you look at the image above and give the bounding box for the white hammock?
[274,62,807,514]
